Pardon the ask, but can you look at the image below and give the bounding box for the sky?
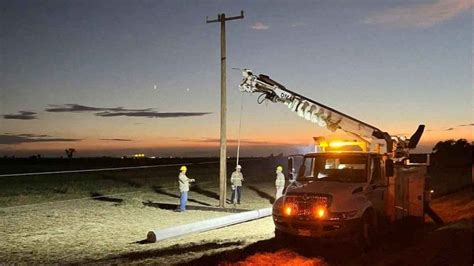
[0,0,472,157]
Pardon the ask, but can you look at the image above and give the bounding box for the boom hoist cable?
[235,92,244,167]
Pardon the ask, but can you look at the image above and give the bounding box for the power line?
[0,161,221,178]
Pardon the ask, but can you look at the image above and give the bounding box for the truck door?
[366,156,386,215]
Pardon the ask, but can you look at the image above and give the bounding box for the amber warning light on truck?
[315,138,368,152]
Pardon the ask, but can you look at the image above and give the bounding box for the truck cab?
[273,141,391,247]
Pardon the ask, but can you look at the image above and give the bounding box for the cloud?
[99,138,133,142]
[17,133,51,138]
[3,111,37,120]
[0,134,81,145]
[251,22,270,30]
[290,22,305,28]
[181,138,278,145]
[45,103,211,119]
[95,111,211,118]
[426,123,474,132]
[45,104,151,113]
[364,0,473,28]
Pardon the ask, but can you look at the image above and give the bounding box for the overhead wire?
[236,92,244,167]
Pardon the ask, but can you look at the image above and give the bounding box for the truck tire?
[356,211,376,251]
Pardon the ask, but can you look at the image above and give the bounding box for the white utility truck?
[239,70,431,248]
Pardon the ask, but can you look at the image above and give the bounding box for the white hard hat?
[236,165,242,169]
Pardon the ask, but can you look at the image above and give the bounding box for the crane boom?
[238,69,424,156]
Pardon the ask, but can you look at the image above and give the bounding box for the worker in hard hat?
[176,166,195,212]
[230,165,244,204]
[275,166,285,199]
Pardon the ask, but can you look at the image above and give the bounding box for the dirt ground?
[0,178,276,264]
[0,162,472,265]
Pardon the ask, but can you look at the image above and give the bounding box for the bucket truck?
[239,69,430,248]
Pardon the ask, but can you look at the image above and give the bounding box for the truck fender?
[350,195,373,219]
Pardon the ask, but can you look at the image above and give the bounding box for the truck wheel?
[356,211,376,251]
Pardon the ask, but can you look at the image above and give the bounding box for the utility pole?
[207,11,244,208]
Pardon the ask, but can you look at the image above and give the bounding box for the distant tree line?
[430,139,472,168]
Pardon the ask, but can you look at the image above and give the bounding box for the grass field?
[0,157,286,208]
[0,157,285,264]
[0,157,471,264]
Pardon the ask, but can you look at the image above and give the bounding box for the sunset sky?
[1,0,472,157]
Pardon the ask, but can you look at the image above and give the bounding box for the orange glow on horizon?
[2,125,470,155]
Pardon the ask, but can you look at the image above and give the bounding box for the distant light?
[186,88,190,92]
[430,190,434,194]
[153,85,157,90]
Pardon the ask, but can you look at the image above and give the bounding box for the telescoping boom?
[238,69,424,159]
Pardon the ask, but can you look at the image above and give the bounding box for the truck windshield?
[298,154,368,183]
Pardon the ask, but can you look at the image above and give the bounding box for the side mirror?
[385,159,394,177]
[288,157,294,178]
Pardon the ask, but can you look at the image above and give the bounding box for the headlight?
[283,203,298,217]
[313,206,327,219]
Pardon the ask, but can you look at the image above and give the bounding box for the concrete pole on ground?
[147,207,271,242]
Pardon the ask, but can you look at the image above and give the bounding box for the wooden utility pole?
[207,11,244,208]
